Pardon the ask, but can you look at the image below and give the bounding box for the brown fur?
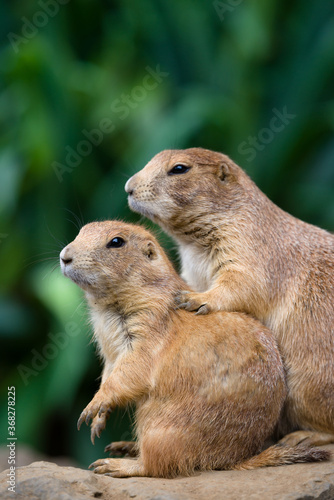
[125,147,334,443]
[60,221,329,478]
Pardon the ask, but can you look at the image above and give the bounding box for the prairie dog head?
[60,221,178,303]
[125,148,248,234]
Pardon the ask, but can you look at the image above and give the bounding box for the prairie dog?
[60,221,329,478]
[125,147,334,444]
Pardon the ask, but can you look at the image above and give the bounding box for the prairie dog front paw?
[90,413,109,444]
[77,390,114,432]
[175,290,214,315]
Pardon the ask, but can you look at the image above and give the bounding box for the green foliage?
[1,0,334,466]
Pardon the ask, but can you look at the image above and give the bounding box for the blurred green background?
[1,0,334,468]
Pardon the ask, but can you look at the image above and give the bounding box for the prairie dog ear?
[142,241,158,260]
[218,160,238,182]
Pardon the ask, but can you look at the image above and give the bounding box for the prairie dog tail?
[233,444,331,470]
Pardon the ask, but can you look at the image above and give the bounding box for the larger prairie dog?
[60,221,329,478]
[125,147,334,444]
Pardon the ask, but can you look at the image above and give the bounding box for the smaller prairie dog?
[125,148,334,445]
[60,221,329,478]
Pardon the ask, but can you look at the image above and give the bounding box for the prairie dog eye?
[168,164,191,175]
[106,237,126,248]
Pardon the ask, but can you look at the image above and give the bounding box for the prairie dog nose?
[60,246,73,265]
[125,175,136,195]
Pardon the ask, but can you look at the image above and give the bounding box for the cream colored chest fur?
[179,244,214,292]
[89,306,130,369]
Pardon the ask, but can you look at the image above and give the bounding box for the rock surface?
[0,445,333,500]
